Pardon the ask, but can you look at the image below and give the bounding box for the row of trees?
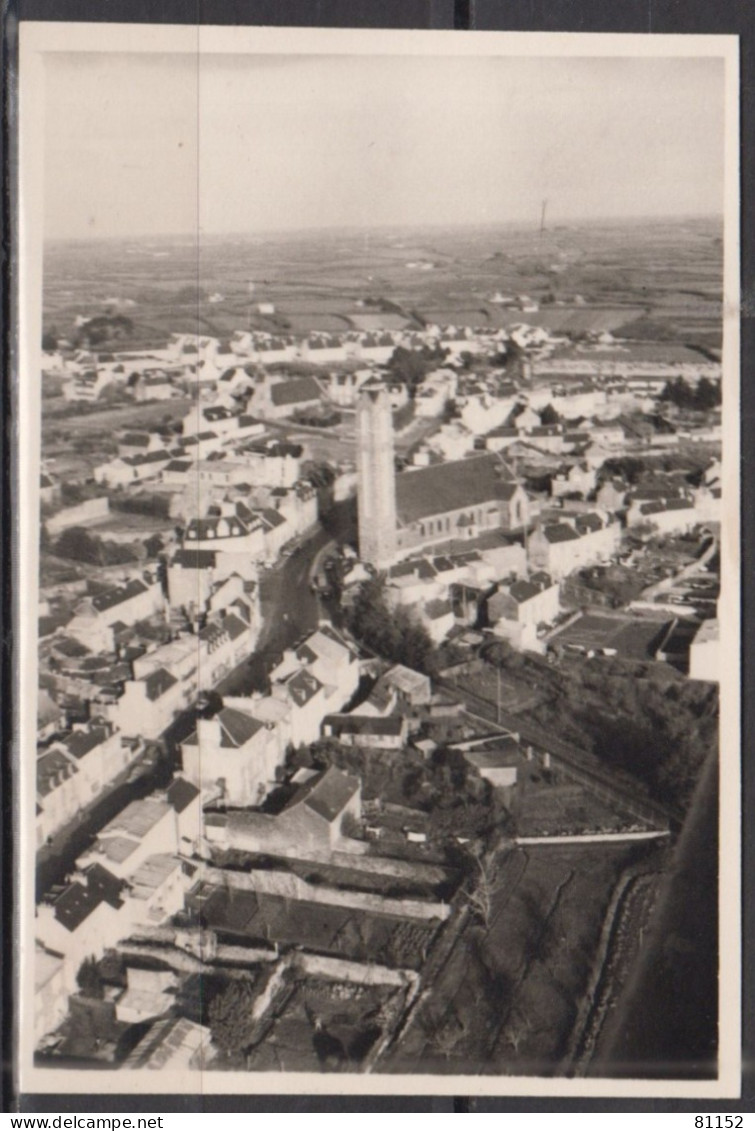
[660,375,721,411]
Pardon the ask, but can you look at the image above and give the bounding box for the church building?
[356,384,529,568]
[394,454,529,556]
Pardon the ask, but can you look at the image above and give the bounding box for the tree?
[55,526,103,565]
[208,977,259,1059]
[387,344,448,398]
[76,957,104,999]
[430,1010,467,1060]
[345,577,435,673]
[466,849,504,931]
[144,534,165,559]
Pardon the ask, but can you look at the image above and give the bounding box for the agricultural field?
[247,976,407,1073]
[549,611,672,660]
[42,216,723,352]
[188,883,440,971]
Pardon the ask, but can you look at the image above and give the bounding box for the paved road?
[218,527,328,696]
[37,522,334,898]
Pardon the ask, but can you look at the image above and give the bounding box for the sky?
[43,51,726,240]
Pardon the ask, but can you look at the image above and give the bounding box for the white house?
[181,704,284,807]
[528,513,620,580]
[488,572,560,651]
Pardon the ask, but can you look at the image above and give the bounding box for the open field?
[43,217,722,351]
[383,841,649,1074]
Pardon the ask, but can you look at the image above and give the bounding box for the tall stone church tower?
[356,382,397,570]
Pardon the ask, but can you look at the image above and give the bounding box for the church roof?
[396,454,518,526]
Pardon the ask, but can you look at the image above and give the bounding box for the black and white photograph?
[16,24,740,1097]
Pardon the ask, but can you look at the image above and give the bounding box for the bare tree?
[502,1008,531,1056]
[467,848,504,931]
[429,1009,467,1060]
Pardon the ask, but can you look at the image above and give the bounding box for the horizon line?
[43,211,723,245]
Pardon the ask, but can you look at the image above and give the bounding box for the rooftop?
[396,454,519,526]
[286,765,360,823]
[270,376,322,407]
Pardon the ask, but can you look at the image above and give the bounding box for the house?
[596,478,629,513]
[232,438,304,489]
[693,483,722,524]
[181,704,284,807]
[321,713,408,751]
[165,776,203,852]
[414,370,456,418]
[36,747,83,849]
[484,424,519,453]
[299,335,349,365]
[269,666,328,748]
[213,766,362,856]
[77,779,200,881]
[488,572,560,651]
[121,852,191,934]
[689,619,719,682]
[359,677,398,717]
[94,448,176,487]
[66,577,164,652]
[528,513,620,580]
[551,463,597,500]
[116,966,177,1025]
[177,430,224,459]
[357,333,397,365]
[37,688,64,742]
[217,364,258,398]
[62,369,115,401]
[420,422,475,463]
[167,548,218,611]
[183,502,267,561]
[35,864,126,992]
[247,374,323,421]
[265,627,360,748]
[626,497,697,534]
[322,369,374,408]
[588,420,626,449]
[380,664,432,708]
[117,431,166,459]
[53,718,132,802]
[421,598,455,643]
[459,735,520,788]
[385,558,444,612]
[129,369,175,402]
[197,607,255,688]
[115,667,185,740]
[36,721,145,848]
[181,403,240,439]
